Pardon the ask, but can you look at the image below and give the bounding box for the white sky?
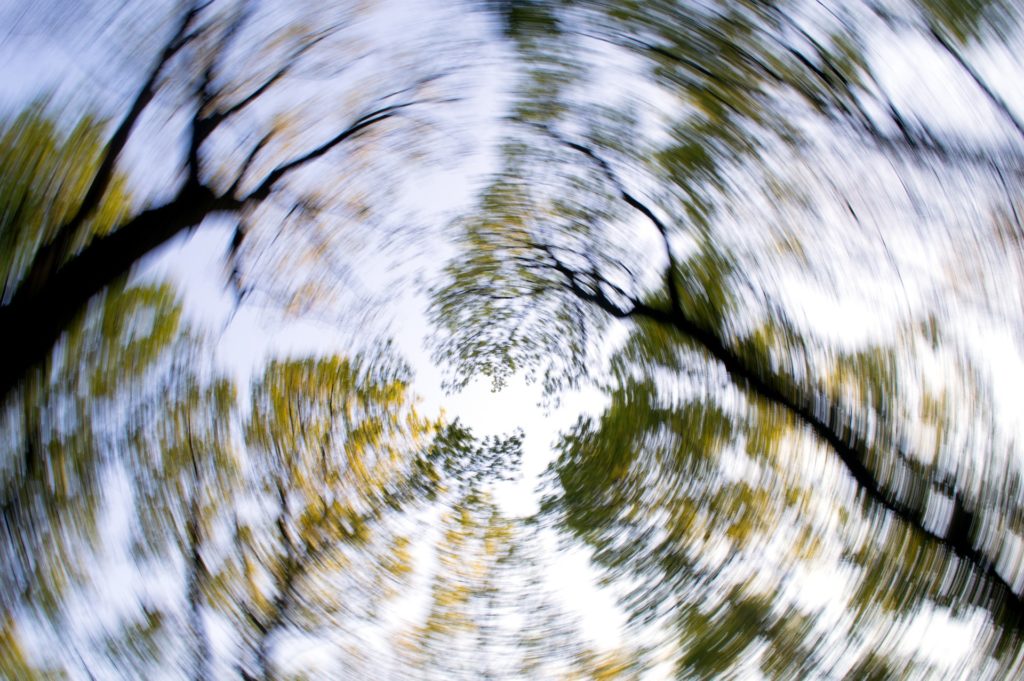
[5,0,1024,678]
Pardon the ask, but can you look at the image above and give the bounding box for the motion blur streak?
[2,0,1024,678]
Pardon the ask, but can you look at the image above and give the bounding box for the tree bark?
[0,183,235,405]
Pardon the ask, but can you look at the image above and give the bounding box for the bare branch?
[186,2,257,182]
[531,122,685,316]
[186,12,351,187]
[927,22,1024,143]
[867,1,1024,145]
[228,129,275,198]
[217,24,340,122]
[243,101,423,203]
[16,1,204,298]
[538,241,641,320]
[226,218,248,304]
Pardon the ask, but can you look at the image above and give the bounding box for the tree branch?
[532,123,685,318]
[926,21,1024,143]
[581,253,1024,626]
[538,125,1024,626]
[0,184,238,406]
[218,25,339,122]
[16,1,204,299]
[243,100,424,203]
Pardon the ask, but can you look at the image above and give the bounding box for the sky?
[5,0,1024,677]
[141,183,633,653]
[0,0,634,668]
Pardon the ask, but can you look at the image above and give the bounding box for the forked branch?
[537,125,1024,626]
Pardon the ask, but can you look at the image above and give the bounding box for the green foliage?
[211,353,453,677]
[98,604,169,678]
[91,285,184,397]
[5,1,1024,677]
[0,282,190,674]
[0,616,65,680]
[423,420,523,499]
[0,106,192,668]
[0,99,131,298]
[675,587,773,678]
[916,0,1022,44]
[430,169,613,395]
[432,2,1024,674]
[400,491,642,679]
[541,326,867,675]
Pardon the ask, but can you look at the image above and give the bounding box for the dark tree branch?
[187,2,256,182]
[547,242,1024,622]
[244,100,424,203]
[188,64,219,184]
[185,415,212,681]
[17,1,204,299]
[217,25,339,122]
[926,22,1024,143]
[866,1,1024,146]
[614,19,1024,178]
[537,127,1024,626]
[228,129,275,198]
[0,183,237,405]
[533,124,685,317]
[0,78,414,410]
[538,243,637,320]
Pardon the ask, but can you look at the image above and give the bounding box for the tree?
[432,0,1024,674]
[0,0,469,409]
[211,355,441,680]
[398,490,643,680]
[0,103,201,677]
[125,347,239,681]
[7,0,1024,676]
[394,426,643,680]
[3,324,530,678]
[0,103,537,675]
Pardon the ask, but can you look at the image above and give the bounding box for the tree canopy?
[3,0,1024,678]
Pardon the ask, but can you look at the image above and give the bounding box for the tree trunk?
[0,183,232,406]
